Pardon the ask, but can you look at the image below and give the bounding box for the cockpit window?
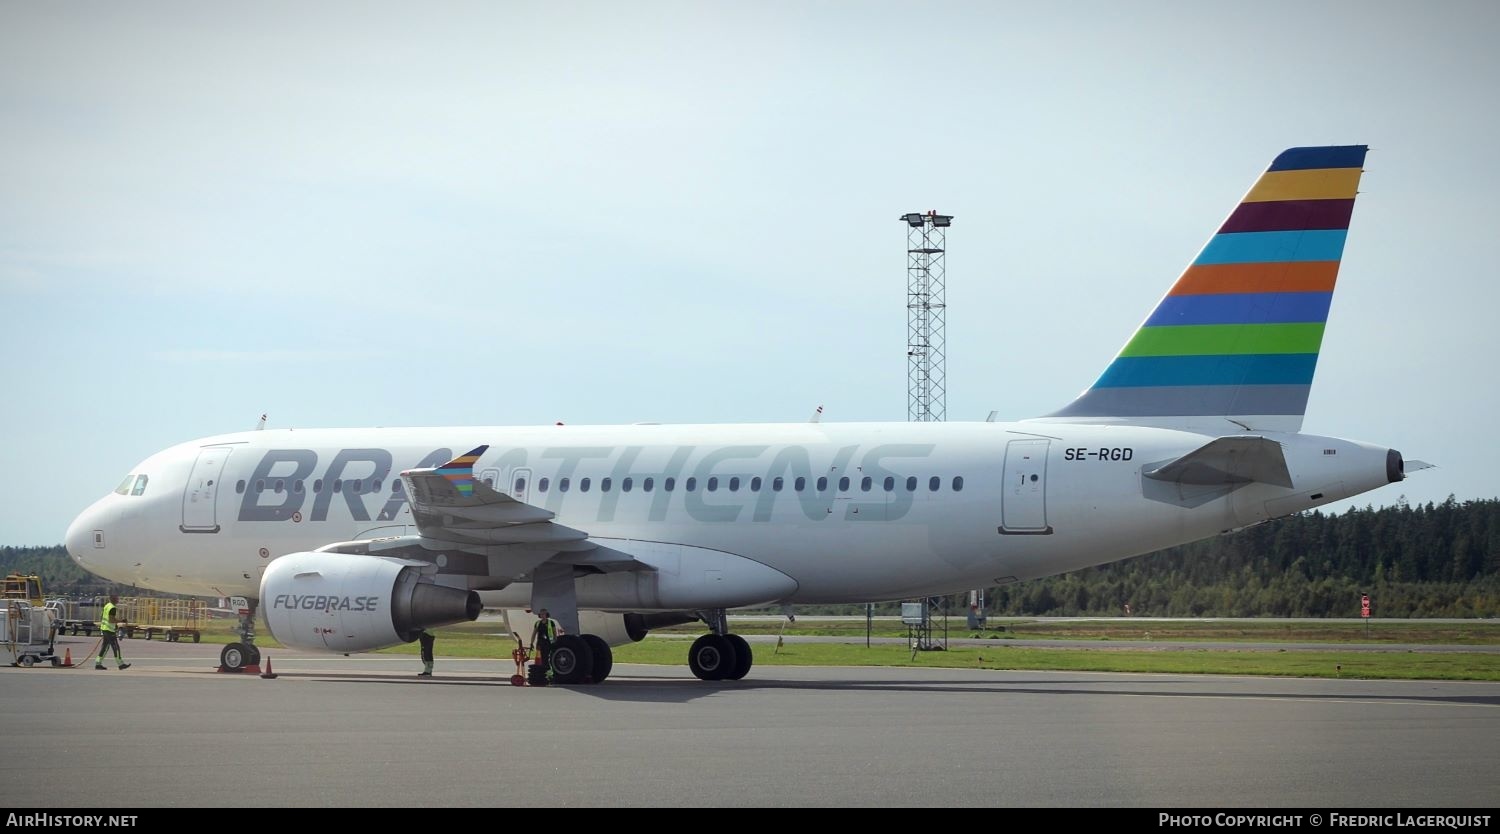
[131,474,149,496]
[115,475,136,495]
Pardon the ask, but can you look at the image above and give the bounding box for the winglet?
[434,445,489,497]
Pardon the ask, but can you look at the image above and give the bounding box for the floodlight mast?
[903,210,952,423]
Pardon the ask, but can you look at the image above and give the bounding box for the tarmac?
[2,634,1497,807]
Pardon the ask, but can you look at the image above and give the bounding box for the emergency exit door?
[1001,439,1052,534]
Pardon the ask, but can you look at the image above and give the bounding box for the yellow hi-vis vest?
[100,601,117,633]
[535,618,556,642]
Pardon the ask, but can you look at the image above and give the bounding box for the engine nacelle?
[261,552,481,652]
[499,608,698,647]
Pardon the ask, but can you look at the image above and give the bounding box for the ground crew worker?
[530,608,559,679]
[96,594,131,670]
[417,629,435,677]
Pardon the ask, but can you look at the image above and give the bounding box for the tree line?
[981,496,1500,618]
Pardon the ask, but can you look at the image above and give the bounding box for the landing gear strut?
[688,609,753,681]
[219,599,261,673]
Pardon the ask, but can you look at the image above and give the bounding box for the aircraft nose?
[65,505,98,567]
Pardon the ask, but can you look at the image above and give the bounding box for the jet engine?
[261,552,481,652]
[500,608,698,647]
[579,611,699,646]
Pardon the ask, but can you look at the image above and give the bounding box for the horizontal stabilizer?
[1144,435,1293,488]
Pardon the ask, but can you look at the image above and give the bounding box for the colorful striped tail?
[1048,145,1367,432]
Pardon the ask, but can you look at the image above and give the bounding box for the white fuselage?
[65,421,1398,607]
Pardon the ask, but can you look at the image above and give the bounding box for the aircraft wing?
[1143,435,1294,488]
[387,446,653,578]
[399,445,591,548]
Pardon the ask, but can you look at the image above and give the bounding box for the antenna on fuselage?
[254,413,267,431]
[809,405,824,424]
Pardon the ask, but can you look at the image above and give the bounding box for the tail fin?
[1046,145,1367,433]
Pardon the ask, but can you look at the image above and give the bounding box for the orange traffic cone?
[260,655,278,679]
[61,648,74,668]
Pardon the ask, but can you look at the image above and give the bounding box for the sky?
[2,1,1497,545]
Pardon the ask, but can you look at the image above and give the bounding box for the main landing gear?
[219,599,261,673]
[546,634,614,685]
[687,609,752,682]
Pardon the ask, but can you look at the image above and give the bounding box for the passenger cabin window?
[751,477,762,492]
[773,477,784,492]
[580,477,591,492]
[860,476,872,492]
[686,477,697,492]
[348,479,361,493]
[334,479,343,493]
[538,478,550,493]
[274,480,284,494]
[664,477,675,491]
[707,477,719,492]
[601,477,612,492]
[884,476,895,492]
[929,476,940,492]
[514,477,526,493]
[643,477,654,492]
[906,476,917,492]
[795,477,806,491]
[729,477,740,492]
[953,476,964,492]
[622,477,632,492]
[559,477,570,493]
[838,476,850,492]
[393,481,403,493]
[256,480,265,493]
[293,481,303,494]
[236,480,245,494]
[314,479,324,493]
[816,476,827,491]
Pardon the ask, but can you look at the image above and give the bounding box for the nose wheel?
[218,599,262,673]
[219,642,262,672]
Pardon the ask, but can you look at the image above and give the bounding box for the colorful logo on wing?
[436,445,488,497]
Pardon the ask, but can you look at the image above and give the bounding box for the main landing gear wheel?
[220,642,250,672]
[548,634,594,685]
[581,634,613,684]
[724,633,753,681]
[688,634,738,681]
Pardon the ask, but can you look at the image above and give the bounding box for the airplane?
[64,144,1429,683]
